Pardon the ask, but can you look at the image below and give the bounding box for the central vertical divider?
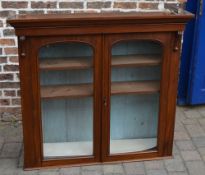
[93,35,103,162]
[101,34,111,161]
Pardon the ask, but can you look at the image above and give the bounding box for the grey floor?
[1,106,205,175]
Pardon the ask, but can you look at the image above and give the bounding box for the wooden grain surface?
[112,54,161,67]
[7,11,194,28]
[112,81,160,95]
[40,57,92,70]
[40,54,161,70]
[41,81,160,99]
[41,84,93,99]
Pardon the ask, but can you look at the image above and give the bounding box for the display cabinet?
[8,11,193,169]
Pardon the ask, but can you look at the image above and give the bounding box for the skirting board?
[44,138,157,157]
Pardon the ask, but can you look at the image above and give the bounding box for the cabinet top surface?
[8,10,194,28]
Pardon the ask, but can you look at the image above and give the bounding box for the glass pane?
[39,42,94,158]
[41,97,93,157]
[110,40,162,154]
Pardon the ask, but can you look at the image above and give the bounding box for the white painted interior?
[44,141,93,157]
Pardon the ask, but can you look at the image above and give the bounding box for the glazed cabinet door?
[24,35,102,168]
[102,33,174,161]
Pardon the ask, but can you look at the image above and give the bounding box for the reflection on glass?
[110,94,159,154]
[39,42,94,158]
[110,40,162,154]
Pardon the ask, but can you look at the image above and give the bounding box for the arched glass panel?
[39,42,94,159]
[110,40,162,154]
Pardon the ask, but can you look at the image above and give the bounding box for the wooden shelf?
[41,84,93,99]
[40,57,92,70]
[112,81,160,95]
[41,81,159,99]
[39,54,161,70]
[112,54,161,67]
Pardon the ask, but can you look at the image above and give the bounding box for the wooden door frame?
[22,35,102,169]
[101,32,174,162]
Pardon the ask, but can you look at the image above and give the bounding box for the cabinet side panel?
[164,32,182,156]
[18,37,41,168]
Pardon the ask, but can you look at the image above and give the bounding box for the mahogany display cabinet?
[8,11,193,169]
